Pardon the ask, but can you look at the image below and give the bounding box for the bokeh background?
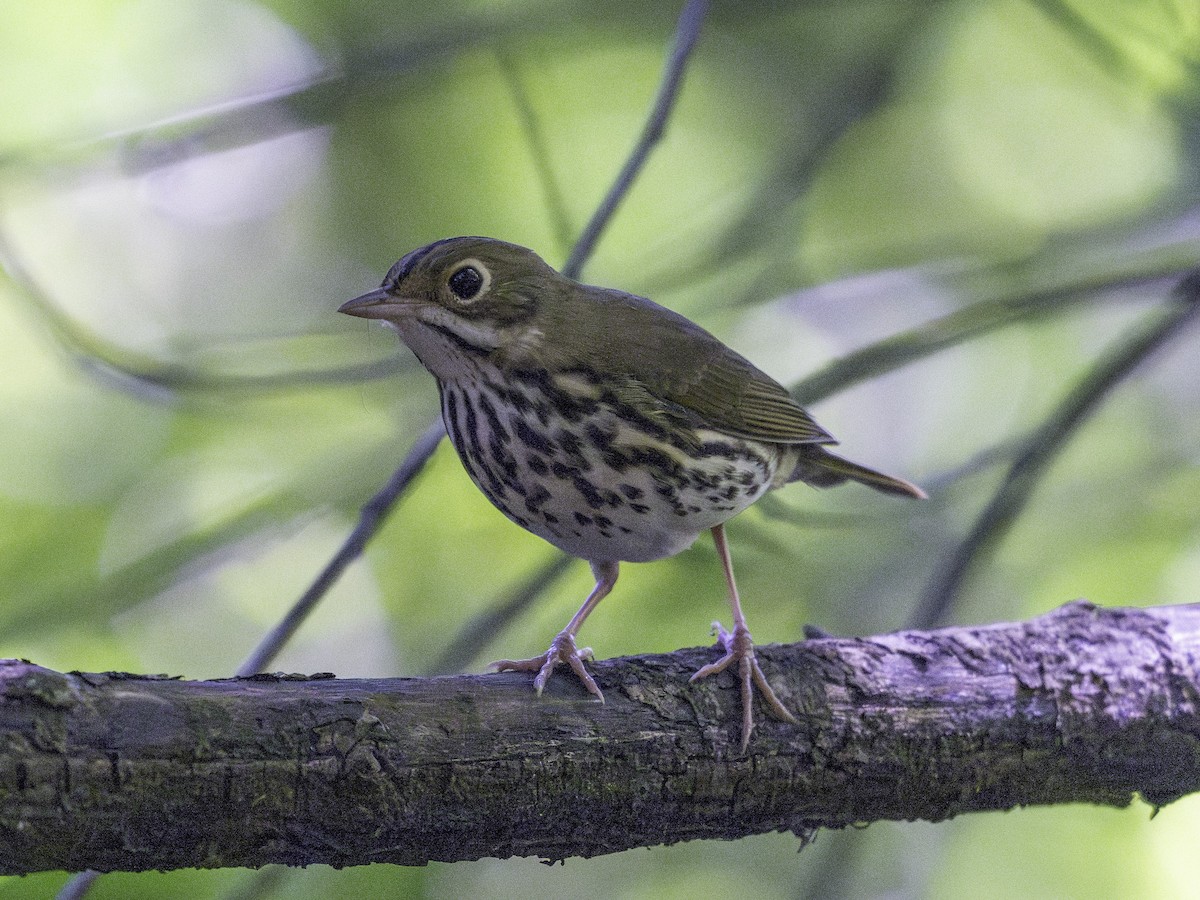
[3,0,1200,897]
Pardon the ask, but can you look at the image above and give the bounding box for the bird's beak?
[338,288,414,320]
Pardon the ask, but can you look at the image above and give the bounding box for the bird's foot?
[492,631,604,702]
[690,620,797,751]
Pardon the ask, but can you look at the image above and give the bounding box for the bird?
[340,236,925,750]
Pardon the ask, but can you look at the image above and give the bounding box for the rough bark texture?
[2,600,1199,874]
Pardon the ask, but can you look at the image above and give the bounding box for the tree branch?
[915,282,1200,627]
[5,600,1199,875]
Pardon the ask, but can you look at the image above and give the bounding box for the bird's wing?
[665,348,835,444]
[568,289,835,445]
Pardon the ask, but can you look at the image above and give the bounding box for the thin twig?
[912,272,1200,629]
[561,0,709,280]
[0,15,529,177]
[498,52,576,259]
[790,267,1178,406]
[236,419,445,676]
[428,553,576,674]
[0,229,410,398]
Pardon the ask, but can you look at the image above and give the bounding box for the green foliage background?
[2,0,1200,897]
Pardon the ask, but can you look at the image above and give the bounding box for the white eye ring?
[446,259,491,303]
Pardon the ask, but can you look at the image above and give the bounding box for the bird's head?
[340,237,560,376]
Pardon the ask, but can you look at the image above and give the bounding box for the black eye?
[448,265,484,300]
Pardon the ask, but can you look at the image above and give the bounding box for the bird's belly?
[439,379,782,564]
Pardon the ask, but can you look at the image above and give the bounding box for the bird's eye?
[448,265,485,301]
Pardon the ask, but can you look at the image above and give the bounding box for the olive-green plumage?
[341,236,924,750]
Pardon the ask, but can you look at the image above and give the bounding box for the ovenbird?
[340,236,924,750]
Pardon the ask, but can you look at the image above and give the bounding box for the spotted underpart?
[437,361,785,564]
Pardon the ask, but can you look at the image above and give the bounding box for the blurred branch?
[562,0,709,279]
[913,271,1200,629]
[428,553,575,675]
[1028,0,1140,84]
[498,52,576,260]
[711,8,928,274]
[9,600,1200,874]
[237,419,445,676]
[0,9,532,177]
[0,229,411,398]
[790,261,1182,406]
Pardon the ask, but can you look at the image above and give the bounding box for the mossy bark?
[2,600,1199,874]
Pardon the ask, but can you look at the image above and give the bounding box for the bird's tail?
[788,446,926,499]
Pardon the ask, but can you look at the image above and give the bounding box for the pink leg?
[493,560,619,702]
[690,524,797,750]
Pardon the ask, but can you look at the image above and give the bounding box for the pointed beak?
[338,288,413,320]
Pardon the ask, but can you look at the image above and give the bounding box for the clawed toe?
[493,632,604,702]
[690,621,796,750]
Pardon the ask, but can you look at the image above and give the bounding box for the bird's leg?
[690,523,798,750]
[493,560,619,702]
